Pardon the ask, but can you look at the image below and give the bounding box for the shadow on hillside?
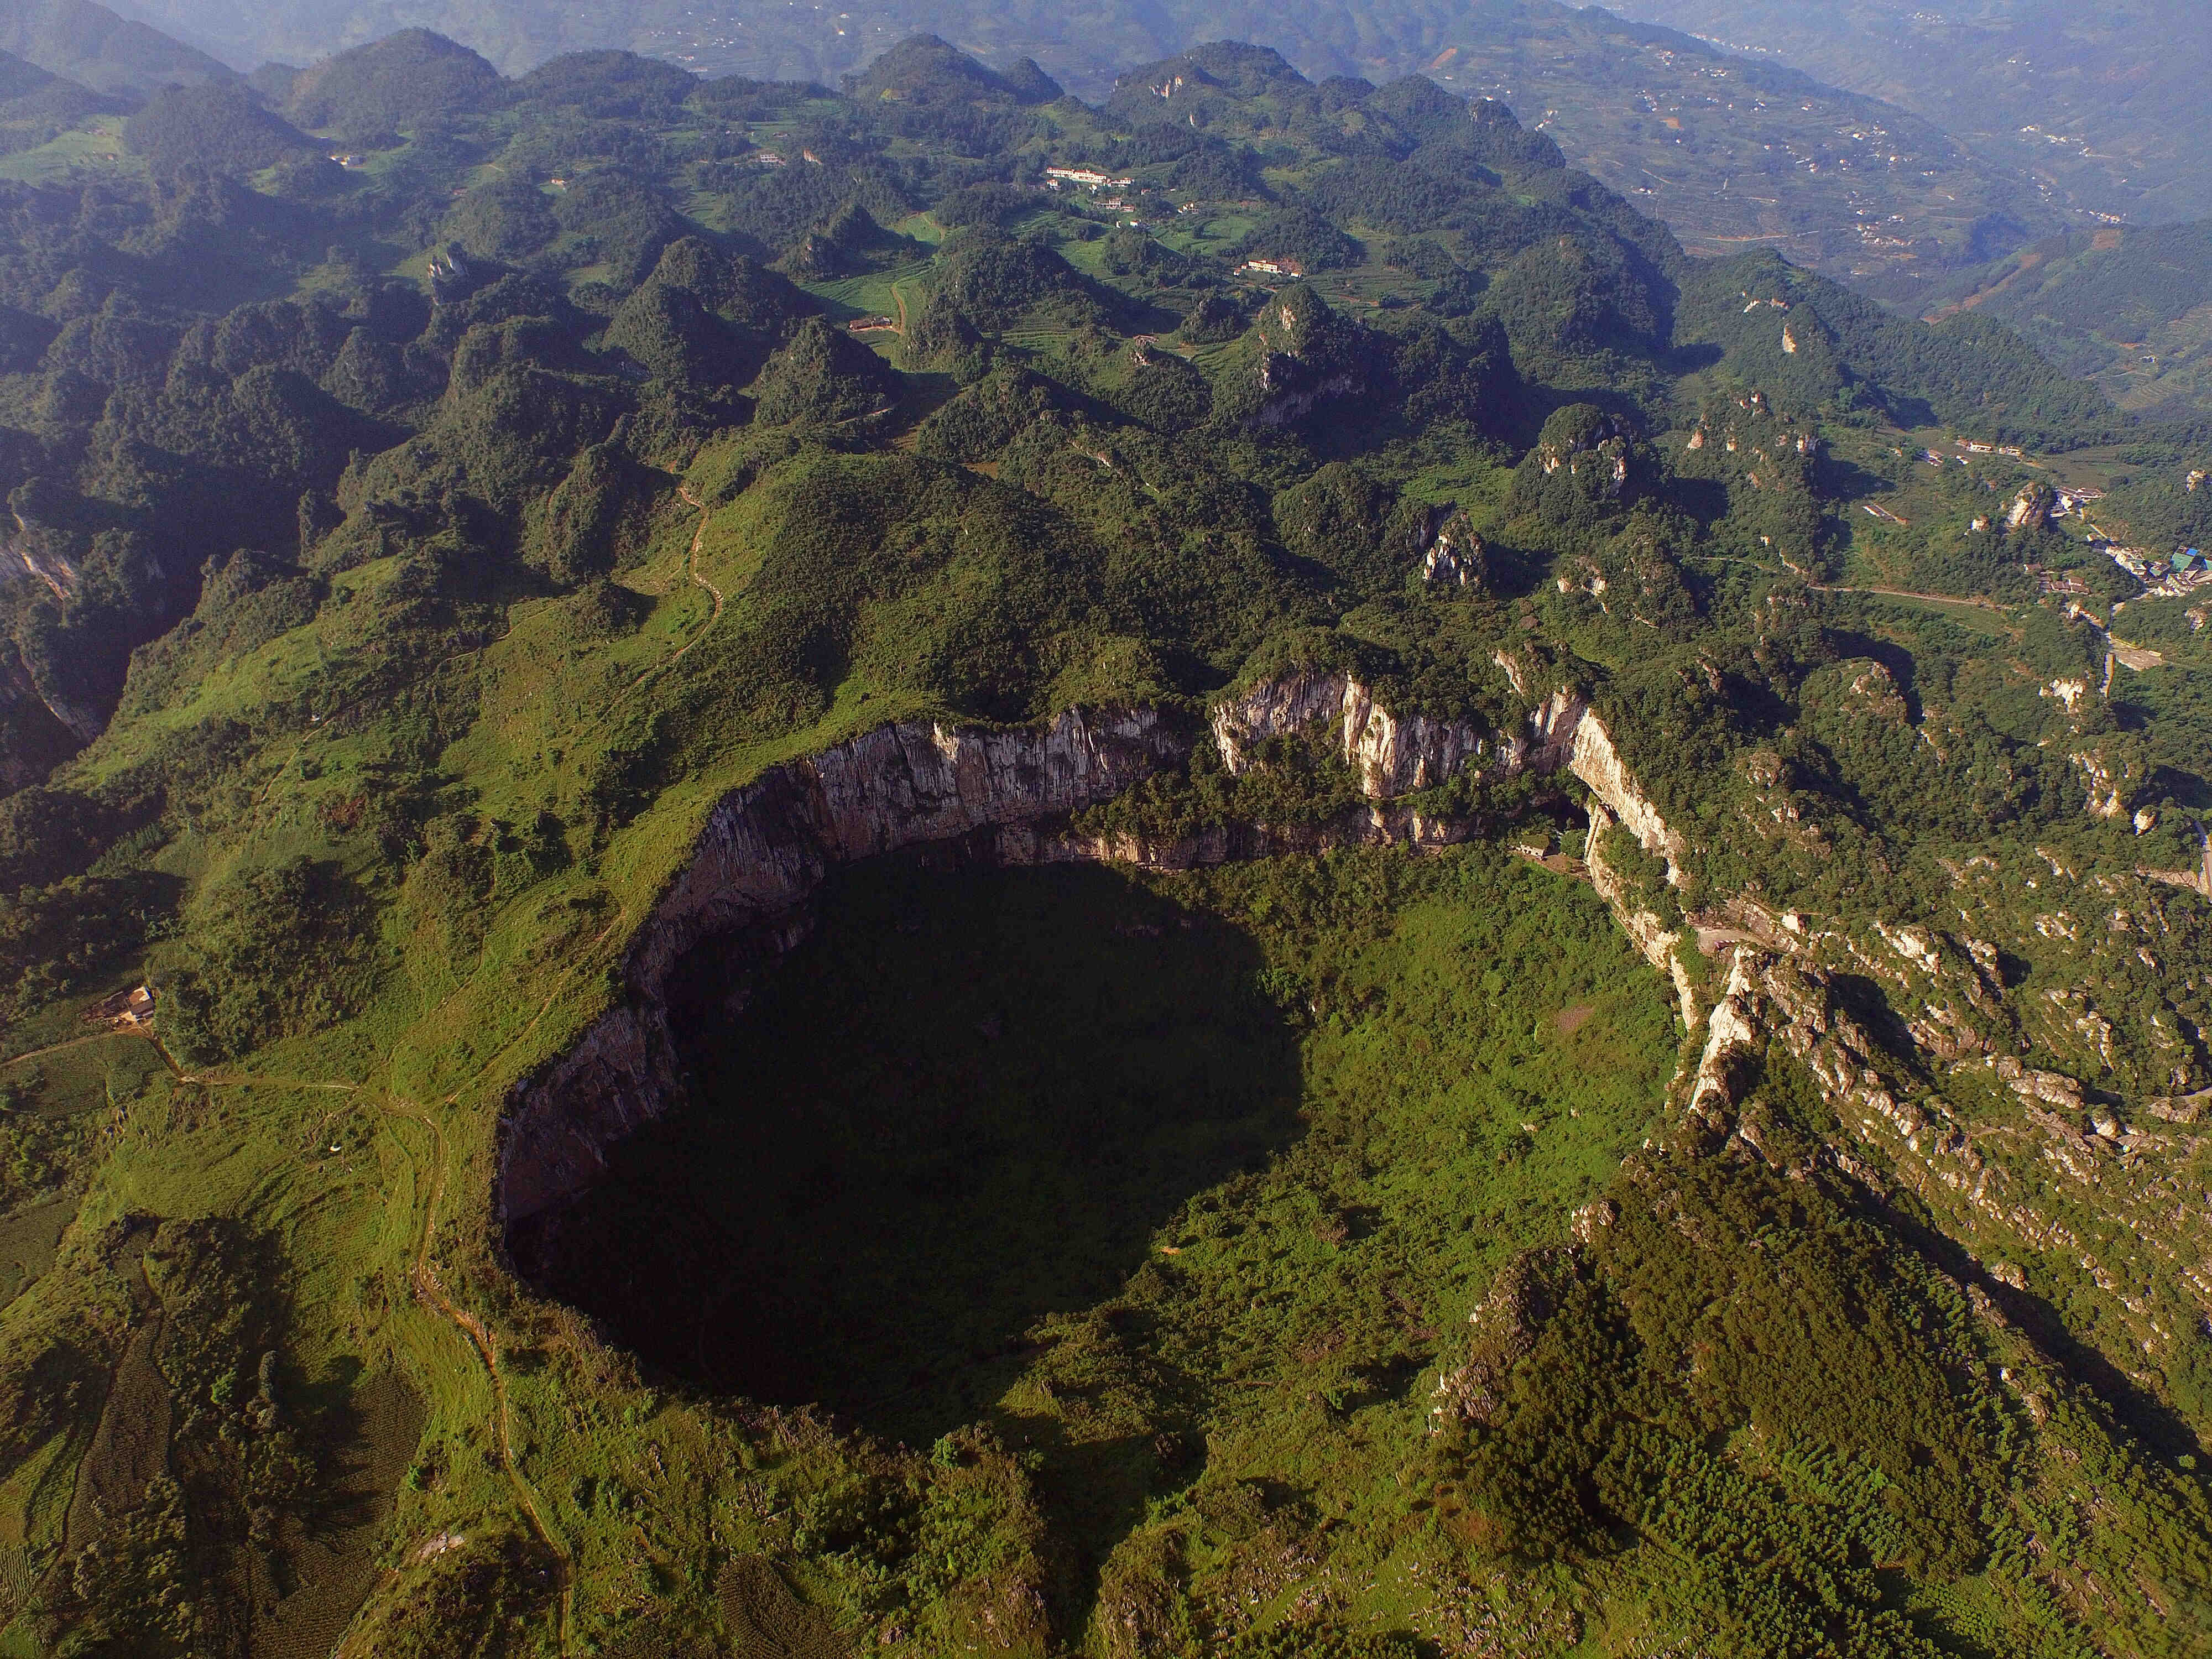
[514,858,1304,1450]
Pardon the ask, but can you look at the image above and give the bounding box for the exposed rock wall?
[1569,713,1686,882]
[500,708,1187,1222]
[1583,800,1698,1029]
[1009,800,1485,871]
[1210,670,1588,800]
[631,709,1186,990]
[501,680,1687,1228]
[1676,943,1956,1198]
[1687,949,1764,1134]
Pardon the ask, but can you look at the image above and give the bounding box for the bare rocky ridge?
[1658,886,2212,1381]
[1208,669,1584,798]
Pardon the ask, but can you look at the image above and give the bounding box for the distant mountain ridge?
[50,0,2085,305]
[0,0,231,96]
[1608,0,2212,226]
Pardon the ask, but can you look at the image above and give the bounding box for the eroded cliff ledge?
[500,707,1182,1223]
[498,677,1692,1231]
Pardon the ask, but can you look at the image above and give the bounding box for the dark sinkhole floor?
[516,861,1305,1445]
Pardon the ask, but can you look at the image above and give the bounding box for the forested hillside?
[1948,220,2212,420]
[0,22,2206,1659]
[45,0,2080,302]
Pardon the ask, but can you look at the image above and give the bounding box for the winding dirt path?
[152,821,651,1656]
[471,905,634,1089]
[666,483,726,655]
[0,1029,156,1071]
[617,483,724,704]
[1811,583,2014,615]
[375,1094,573,1653]
[171,1067,574,1655]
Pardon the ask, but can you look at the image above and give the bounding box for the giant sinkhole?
[508,858,1304,1444]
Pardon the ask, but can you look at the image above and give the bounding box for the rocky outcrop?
[1583,800,1697,1028]
[2006,482,2056,531]
[1420,512,1486,589]
[1569,713,1686,882]
[2071,742,2146,821]
[501,708,1187,1222]
[504,681,1689,1229]
[1534,409,1631,500]
[1234,285,1381,431]
[1687,950,1765,1134]
[1430,1248,1577,1430]
[8,527,76,603]
[1691,948,1936,1165]
[1660,921,2212,1374]
[1211,670,1588,800]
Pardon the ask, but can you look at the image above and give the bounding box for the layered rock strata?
[1210,670,1592,801]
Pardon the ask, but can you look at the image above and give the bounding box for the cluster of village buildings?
[1917,437,2211,600]
[2101,544,2212,598]
[2048,480,2212,599]
[1039,166,1287,254]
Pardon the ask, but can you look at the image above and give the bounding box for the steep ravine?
[497,677,1698,1237]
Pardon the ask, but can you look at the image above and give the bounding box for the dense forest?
[0,17,2206,1659]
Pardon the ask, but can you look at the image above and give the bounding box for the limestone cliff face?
[502,683,1689,1229]
[1013,800,1482,871]
[1582,799,1697,1028]
[1687,950,1764,1132]
[500,708,1186,1223]
[0,652,77,792]
[1242,288,1371,430]
[630,709,1185,989]
[1209,669,1695,1018]
[1208,667,1664,850]
[1567,712,1697,1023]
[1210,670,1587,800]
[1677,945,1941,1177]
[498,1000,682,1227]
[1568,714,1686,883]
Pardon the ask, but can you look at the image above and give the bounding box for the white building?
[1045,167,1135,189]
